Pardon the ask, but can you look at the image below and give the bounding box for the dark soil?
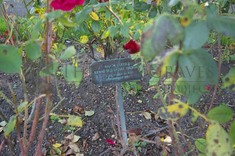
[0,1,235,155]
[1,44,234,156]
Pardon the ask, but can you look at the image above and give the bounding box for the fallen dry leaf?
[142,111,151,120]
[73,106,85,114]
[65,134,81,143]
[92,132,100,141]
[68,142,80,153]
[84,110,95,117]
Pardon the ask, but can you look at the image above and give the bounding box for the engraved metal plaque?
[90,58,142,85]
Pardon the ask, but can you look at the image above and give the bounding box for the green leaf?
[148,7,157,18]
[3,115,16,137]
[109,25,120,38]
[179,49,218,86]
[17,101,28,114]
[195,138,206,153]
[222,68,235,90]
[159,50,179,77]
[91,21,101,33]
[168,0,180,6]
[175,78,203,104]
[0,45,22,73]
[67,115,83,127]
[207,16,235,38]
[46,10,63,22]
[134,2,149,12]
[75,7,92,25]
[176,49,218,104]
[183,20,209,50]
[206,122,233,155]
[141,14,183,61]
[101,29,110,39]
[191,110,199,123]
[31,20,43,40]
[58,16,75,28]
[158,102,189,121]
[60,46,76,60]
[25,41,42,60]
[149,75,160,86]
[61,65,83,86]
[207,104,233,123]
[229,121,235,146]
[120,23,129,38]
[39,62,59,77]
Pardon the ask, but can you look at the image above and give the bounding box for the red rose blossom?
[105,138,116,145]
[50,0,84,11]
[123,39,140,54]
[205,85,210,91]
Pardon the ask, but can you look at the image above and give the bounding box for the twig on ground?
[0,140,5,153]
[99,147,112,156]
[144,126,168,137]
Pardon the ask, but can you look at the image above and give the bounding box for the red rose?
[50,0,84,11]
[205,85,210,91]
[123,39,140,54]
[105,138,116,145]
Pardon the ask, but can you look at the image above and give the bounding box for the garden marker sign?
[90,58,141,85]
[90,58,142,145]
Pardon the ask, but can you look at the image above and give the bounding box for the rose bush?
[50,0,84,11]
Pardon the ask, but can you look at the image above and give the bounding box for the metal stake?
[116,83,128,145]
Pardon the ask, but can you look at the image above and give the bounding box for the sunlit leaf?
[229,121,235,146]
[191,110,199,123]
[0,45,22,73]
[60,46,76,60]
[195,138,206,153]
[53,143,62,148]
[222,68,235,90]
[158,102,189,120]
[67,115,83,127]
[207,104,233,123]
[89,11,99,21]
[159,50,179,77]
[79,36,89,44]
[149,75,160,86]
[206,122,233,155]
[17,101,28,114]
[101,29,110,39]
[61,65,83,86]
[3,115,16,137]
